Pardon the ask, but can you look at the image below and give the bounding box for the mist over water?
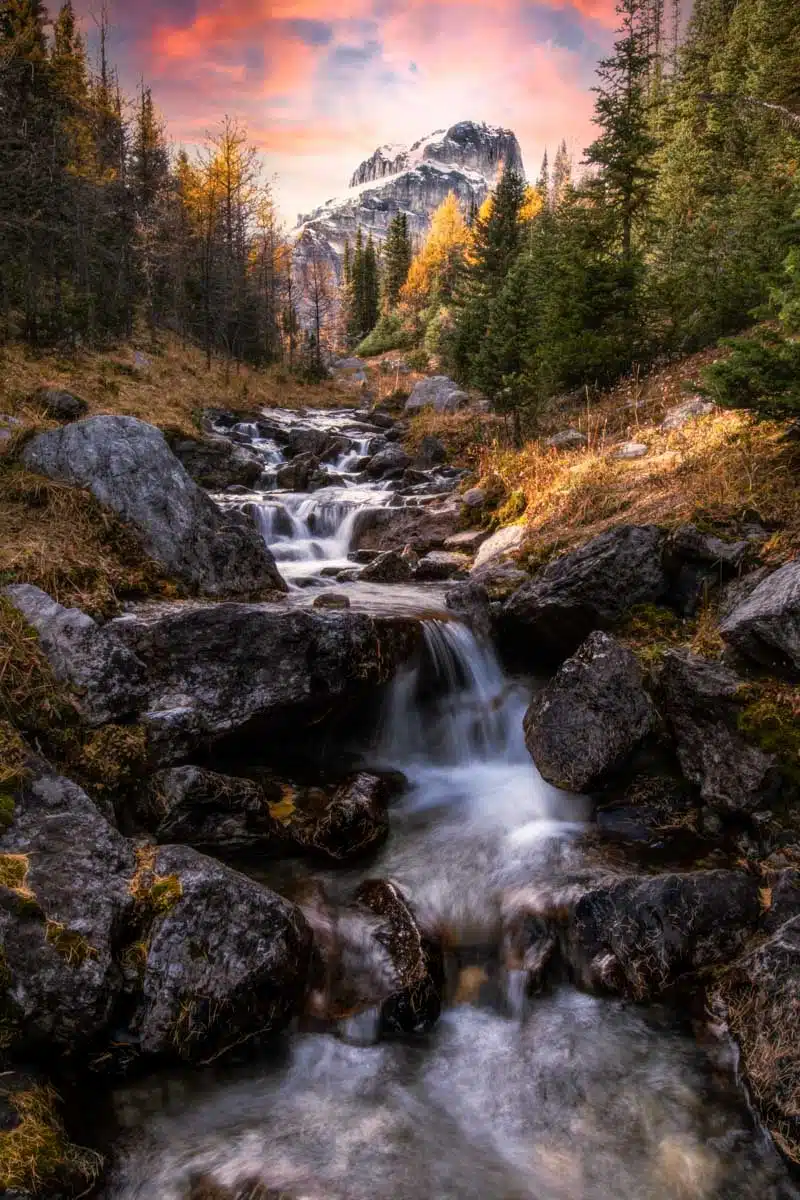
[103,612,798,1200]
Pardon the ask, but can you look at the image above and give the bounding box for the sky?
[74,0,620,227]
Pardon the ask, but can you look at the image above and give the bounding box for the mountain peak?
[349,121,524,189]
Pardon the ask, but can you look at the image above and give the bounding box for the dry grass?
[129,845,183,917]
[0,1084,102,1194]
[44,921,98,967]
[0,853,33,900]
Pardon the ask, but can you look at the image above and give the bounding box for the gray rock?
[445,582,492,642]
[21,416,286,597]
[275,451,320,491]
[611,441,648,459]
[415,435,447,467]
[719,559,800,673]
[469,562,529,601]
[660,649,781,812]
[313,592,351,609]
[2,584,148,726]
[169,435,263,491]
[30,386,87,421]
[108,602,421,762]
[661,396,715,430]
[405,376,469,414]
[150,766,282,852]
[0,763,135,1053]
[501,525,667,662]
[359,550,413,584]
[718,566,772,619]
[461,487,486,509]
[285,428,337,459]
[134,844,311,1061]
[365,444,411,478]
[546,429,587,451]
[471,524,526,570]
[444,529,489,554]
[278,773,390,862]
[665,524,750,616]
[352,505,459,554]
[414,550,470,582]
[523,632,656,791]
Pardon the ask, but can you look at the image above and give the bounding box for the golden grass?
[0,853,33,899]
[0,1084,102,1194]
[44,921,98,967]
[130,845,183,917]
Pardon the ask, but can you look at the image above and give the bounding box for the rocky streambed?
[1,396,799,1199]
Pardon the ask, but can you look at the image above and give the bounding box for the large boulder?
[21,415,286,597]
[445,582,492,642]
[660,650,781,813]
[719,560,800,674]
[149,767,284,852]
[713,915,800,1163]
[352,505,459,554]
[108,602,421,763]
[275,452,320,491]
[471,524,526,571]
[2,584,148,726]
[413,551,470,582]
[665,524,749,616]
[168,434,264,491]
[359,550,413,584]
[500,525,667,663]
[523,632,657,792]
[364,444,411,478]
[0,763,135,1053]
[568,870,761,999]
[405,376,469,413]
[131,845,311,1061]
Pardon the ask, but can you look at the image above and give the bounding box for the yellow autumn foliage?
[400,192,470,311]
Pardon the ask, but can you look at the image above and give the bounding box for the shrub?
[355,311,414,357]
[405,348,430,372]
[702,333,800,418]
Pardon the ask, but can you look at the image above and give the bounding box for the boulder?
[274,773,390,862]
[611,441,647,459]
[500,525,667,663]
[661,397,715,430]
[546,429,587,451]
[713,915,800,1162]
[2,584,148,726]
[168,435,263,491]
[405,376,469,413]
[30,386,87,421]
[352,505,459,554]
[523,632,657,792]
[659,650,781,813]
[149,767,283,852]
[415,435,447,467]
[444,582,492,642]
[108,602,421,763]
[365,444,411,478]
[21,416,286,597]
[719,560,800,674]
[461,487,486,509]
[285,428,336,459]
[413,551,470,582]
[275,452,320,491]
[665,524,749,616]
[312,592,351,610]
[359,550,413,584]
[568,869,761,998]
[471,524,526,571]
[470,563,529,601]
[132,845,311,1061]
[444,529,489,554]
[0,763,135,1053]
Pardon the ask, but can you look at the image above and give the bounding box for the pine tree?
[346,227,365,344]
[551,139,572,208]
[382,212,412,310]
[585,0,658,259]
[469,165,527,289]
[362,233,379,334]
[536,150,549,201]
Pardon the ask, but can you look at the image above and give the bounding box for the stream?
[100,408,798,1200]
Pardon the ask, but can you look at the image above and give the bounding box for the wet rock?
[168,435,263,491]
[665,524,750,616]
[353,505,460,555]
[569,869,761,998]
[405,376,469,413]
[762,868,800,932]
[712,914,800,1163]
[285,428,336,459]
[661,397,715,430]
[524,632,657,792]
[659,650,781,813]
[402,467,431,487]
[612,441,648,460]
[365,444,411,478]
[0,762,135,1053]
[29,386,87,421]
[470,562,529,601]
[444,529,489,554]
[109,603,420,763]
[149,767,283,852]
[277,773,390,862]
[501,525,667,663]
[595,771,699,847]
[275,452,320,491]
[414,550,470,582]
[312,592,351,610]
[2,584,148,726]
[461,487,486,509]
[132,844,311,1061]
[546,429,587,451]
[471,524,526,570]
[359,549,413,584]
[416,434,447,467]
[21,416,286,597]
[719,560,800,674]
[445,582,492,642]
[186,1176,288,1200]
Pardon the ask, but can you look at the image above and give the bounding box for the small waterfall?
[253,490,386,576]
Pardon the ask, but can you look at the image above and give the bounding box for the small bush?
[405,348,430,373]
[702,333,800,418]
[356,312,414,357]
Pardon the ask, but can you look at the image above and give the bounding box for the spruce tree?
[362,233,379,335]
[382,212,412,309]
[347,227,365,344]
[470,165,527,290]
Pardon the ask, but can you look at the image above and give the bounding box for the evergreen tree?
[536,150,549,202]
[470,165,527,289]
[382,212,412,309]
[346,227,365,344]
[362,233,379,334]
[551,139,572,208]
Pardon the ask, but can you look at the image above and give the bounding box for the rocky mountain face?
[291,121,525,285]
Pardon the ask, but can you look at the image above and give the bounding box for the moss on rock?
[0,1083,102,1195]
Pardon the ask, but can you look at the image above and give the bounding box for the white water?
[102,617,797,1200]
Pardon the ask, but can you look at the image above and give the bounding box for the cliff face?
[292,121,525,288]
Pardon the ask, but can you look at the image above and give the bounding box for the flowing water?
[102,609,798,1200]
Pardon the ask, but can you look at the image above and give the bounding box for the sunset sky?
[74,0,620,226]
